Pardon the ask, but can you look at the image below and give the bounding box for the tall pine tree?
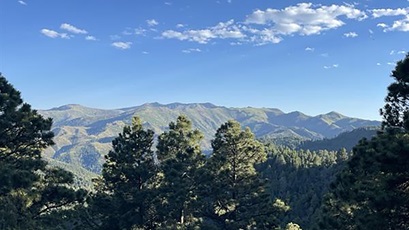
[91,117,160,229]
[156,115,205,228]
[200,120,282,229]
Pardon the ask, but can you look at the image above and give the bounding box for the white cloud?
[305,47,314,51]
[324,64,339,69]
[371,8,409,18]
[164,2,172,5]
[142,51,149,54]
[18,1,27,5]
[85,35,97,41]
[134,28,147,36]
[40,29,70,39]
[60,23,87,34]
[182,48,202,53]
[390,50,407,55]
[162,19,245,44]
[147,19,159,27]
[162,3,368,45]
[387,17,409,32]
[344,32,358,37]
[176,24,186,28]
[377,23,388,28]
[245,3,366,36]
[371,8,409,32]
[387,62,396,66]
[376,63,381,66]
[111,41,132,50]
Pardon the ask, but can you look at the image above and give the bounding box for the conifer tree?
[92,117,159,229]
[200,120,281,229]
[316,53,409,229]
[156,115,205,228]
[0,74,85,229]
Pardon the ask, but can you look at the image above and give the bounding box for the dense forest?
[0,54,408,229]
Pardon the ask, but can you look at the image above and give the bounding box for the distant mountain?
[298,126,379,151]
[39,103,380,173]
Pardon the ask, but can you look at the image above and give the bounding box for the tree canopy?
[0,74,85,229]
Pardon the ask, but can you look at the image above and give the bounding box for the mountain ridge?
[38,102,380,173]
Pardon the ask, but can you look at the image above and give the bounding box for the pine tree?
[92,117,160,229]
[315,53,409,229]
[156,115,205,228]
[381,53,409,130]
[0,74,85,229]
[200,120,281,229]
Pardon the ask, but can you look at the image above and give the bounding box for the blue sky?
[1,0,408,120]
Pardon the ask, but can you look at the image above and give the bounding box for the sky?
[1,0,408,120]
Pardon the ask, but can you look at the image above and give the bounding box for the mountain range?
[38,103,380,173]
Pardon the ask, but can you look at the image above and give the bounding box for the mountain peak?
[51,104,85,111]
[318,111,346,121]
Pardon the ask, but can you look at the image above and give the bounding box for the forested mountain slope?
[39,103,380,173]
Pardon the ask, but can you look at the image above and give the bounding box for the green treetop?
[0,74,85,229]
[200,120,282,229]
[156,115,205,228]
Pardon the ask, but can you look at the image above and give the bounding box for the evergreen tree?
[315,53,409,229]
[91,117,159,229]
[381,53,409,130]
[156,115,205,228]
[0,74,85,229]
[200,120,281,229]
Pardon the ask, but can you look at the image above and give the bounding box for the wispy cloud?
[134,28,147,36]
[371,8,409,18]
[344,32,358,37]
[111,41,132,49]
[147,19,159,27]
[85,35,97,41]
[182,48,202,53]
[390,50,406,55]
[110,35,121,40]
[40,29,69,39]
[18,0,27,5]
[60,23,87,34]
[305,47,315,52]
[371,8,409,32]
[162,19,245,44]
[162,3,366,45]
[324,64,339,69]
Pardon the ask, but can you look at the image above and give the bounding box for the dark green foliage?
[90,117,160,229]
[259,144,350,229]
[381,53,409,130]
[315,132,409,229]
[199,120,282,229]
[299,126,379,152]
[316,54,409,230]
[0,74,85,229]
[156,115,205,228]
